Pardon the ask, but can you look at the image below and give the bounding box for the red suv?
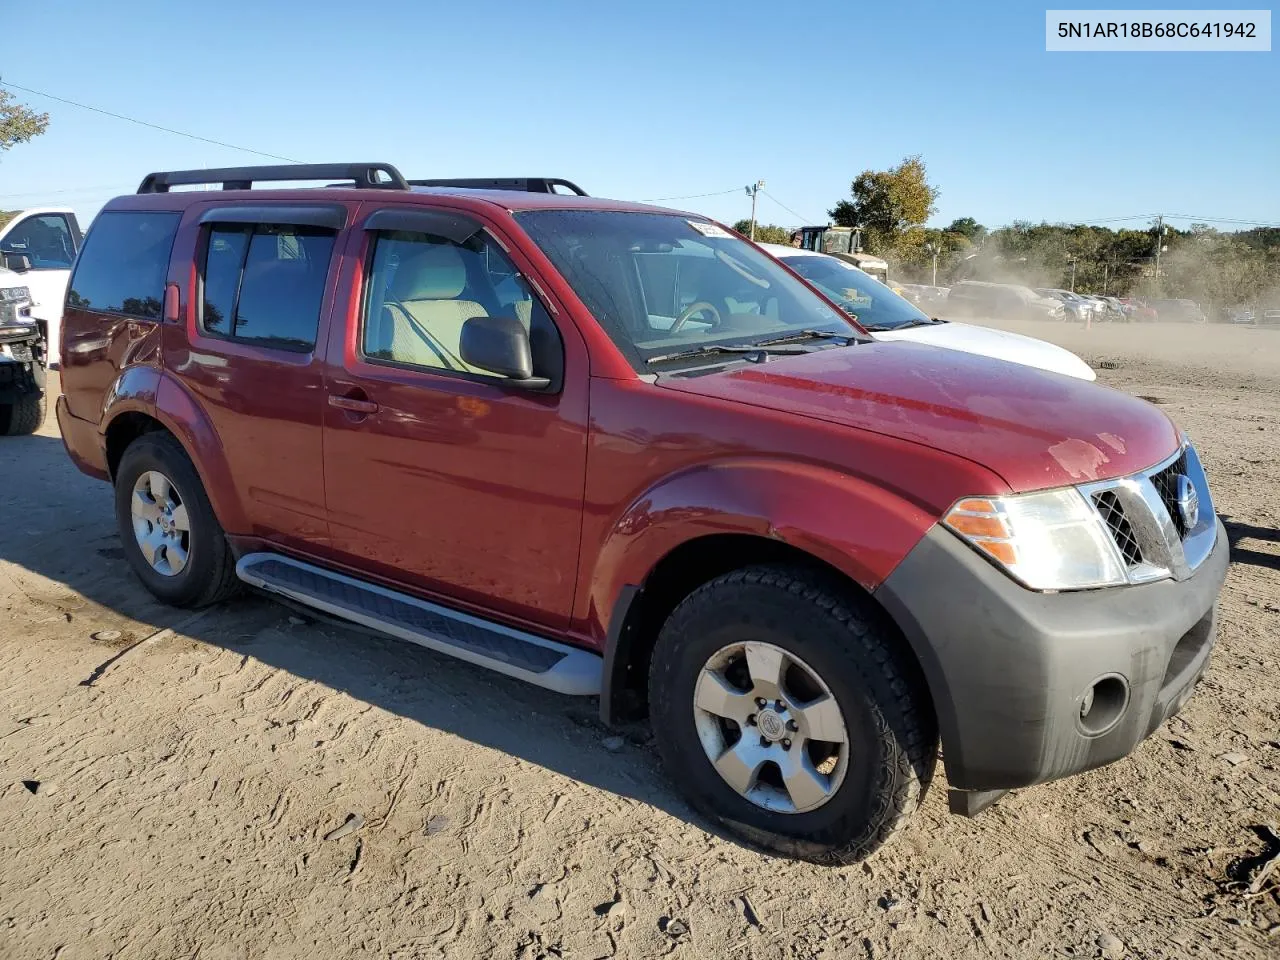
[57,163,1228,863]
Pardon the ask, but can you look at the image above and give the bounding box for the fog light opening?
[1078,674,1129,736]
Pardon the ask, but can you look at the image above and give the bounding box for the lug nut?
[745,714,756,726]
[786,719,798,731]
[755,697,767,708]
[775,700,785,711]
[759,735,770,748]
[781,738,792,750]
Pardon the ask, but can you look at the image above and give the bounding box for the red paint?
[317,206,591,629]
[60,186,1183,654]
[663,340,1178,493]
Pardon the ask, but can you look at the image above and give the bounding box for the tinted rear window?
[199,223,335,352]
[67,212,180,318]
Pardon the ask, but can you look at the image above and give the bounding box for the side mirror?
[2,253,32,273]
[460,315,550,390]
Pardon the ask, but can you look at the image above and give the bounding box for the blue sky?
[2,0,1277,232]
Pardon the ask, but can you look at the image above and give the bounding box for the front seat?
[381,243,490,373]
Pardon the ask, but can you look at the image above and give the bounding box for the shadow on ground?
[1221,517,1280,572]
[0,431,739,844]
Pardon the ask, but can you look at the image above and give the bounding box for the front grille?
[1150,452,1189,537]
[1093,490,1143,565]
[1081,443,1213,583]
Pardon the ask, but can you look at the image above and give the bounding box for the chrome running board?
[236,552,601,696]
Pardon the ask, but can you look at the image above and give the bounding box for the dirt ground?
[1,323,1277,960]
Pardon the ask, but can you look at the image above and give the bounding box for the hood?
[660,340,1179,493]
[874,321,1096,380]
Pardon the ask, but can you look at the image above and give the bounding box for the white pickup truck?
[0,207,83,369]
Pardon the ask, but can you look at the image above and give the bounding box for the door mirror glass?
[460,315,548,388]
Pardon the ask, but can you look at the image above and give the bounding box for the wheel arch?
[102,372,247,533]
[588,458,938,724]
[599,532,934,729]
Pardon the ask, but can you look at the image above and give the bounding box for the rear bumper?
[55,395,110,481]
[875,519,1229,796]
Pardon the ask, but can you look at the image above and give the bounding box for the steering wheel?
[670,300,722,334]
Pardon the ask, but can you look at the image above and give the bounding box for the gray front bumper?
[875,518,1229,794]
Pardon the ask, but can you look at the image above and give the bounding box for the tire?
[0,393,46,436]
[114,431,240,608]
[649,565,936,864]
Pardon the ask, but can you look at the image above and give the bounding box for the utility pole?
[1153,214,1164,280]
[1068,257,1077,292]
[925,243,939,285]
[745,180,764,240]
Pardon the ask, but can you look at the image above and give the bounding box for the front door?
[321,206,589,630]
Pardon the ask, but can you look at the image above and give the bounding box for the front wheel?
[114,432,240,607]
[648,566,937,864]
[0,393,46,436]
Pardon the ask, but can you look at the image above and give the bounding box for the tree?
[828,155,938,255]
[945,217,986,244]
[731,220,794,245]
[0,89,50,154]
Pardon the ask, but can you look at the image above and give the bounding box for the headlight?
[0,286,31,303]
[943,489,1126,591]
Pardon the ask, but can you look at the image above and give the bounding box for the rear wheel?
[0,393,46,436]
[114,432,239,607]
[648,566,936,864]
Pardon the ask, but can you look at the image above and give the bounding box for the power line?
[1070,214,1159,223]
[641,187,741,202]
[761,190,818,225]
[1162,213,1280,228]
[0,79,304,164]
[0,183,134,200]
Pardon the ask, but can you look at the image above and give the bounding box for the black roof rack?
[406,177,588,196]
[137,162,409,194]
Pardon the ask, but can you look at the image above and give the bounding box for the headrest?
[390,243,467,301]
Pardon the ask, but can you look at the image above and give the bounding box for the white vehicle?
[759,244,1096,381]
[0,208,83,369]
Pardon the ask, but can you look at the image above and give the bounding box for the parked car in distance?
[0,284,47,435]
[946,281,1066,322]
[58,162,1227,864]
[898,283,951,308]
[1261,308,1280,326]
[1099,296,1129,320]
[0,207,84,369]
[1080,294,1122,321]
[1035,289,1098,323]
[1148,299,1208,323]
[1119,298,1159,322]
[759,245,1095,380]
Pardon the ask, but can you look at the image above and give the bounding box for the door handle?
[329,393,379,414]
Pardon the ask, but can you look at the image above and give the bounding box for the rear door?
[165,201,349,551]
[319,202,590,630]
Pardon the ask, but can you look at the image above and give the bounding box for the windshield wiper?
[646,343,813,366]
[862,318,944,332]
[752,329,858,347]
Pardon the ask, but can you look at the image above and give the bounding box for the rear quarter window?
[67,212,180,319]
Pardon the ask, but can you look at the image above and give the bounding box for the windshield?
[777,254,932,330]
[516,211,856,367]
